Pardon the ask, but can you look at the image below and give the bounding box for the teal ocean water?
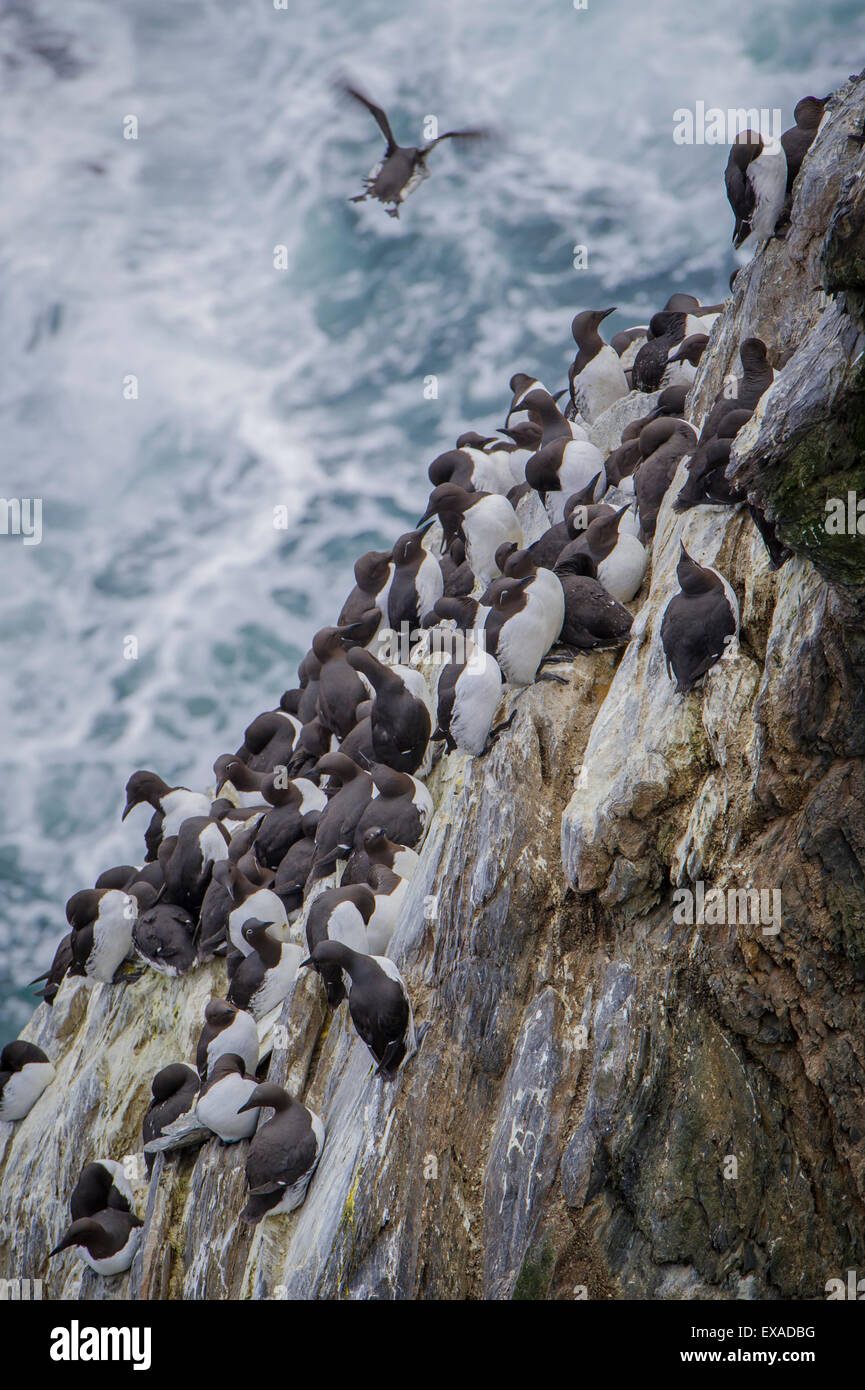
[1,0,862,1031]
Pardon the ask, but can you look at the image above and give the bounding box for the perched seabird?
[631,311,688,393]
[194,1053,260,1143]
[675,338,773,511]
[296,650,322,724]
[365,865,410,955]
[665,332,709,385]
[142,1063,200,1163]
[725,129,787,249]
[237,1082,325,1223]
[309,753,374,882]
[338,81,488,218]
[355,763,433,849]
[240,707,302,774]
[305,884,375,1006]
[49,1208,143,1276]
[160,815,230,912]
[0,1040,55,1120]
[482,564,564,687]
[274,810,321,917]
[227,920,304,1020]
[66,886,141,984]
[251,773,327,871]
[30,933,74,1007]
[552,560,634,650]
[70,1160,133,1221]
[338,549,394,627]
[207,860,291,957]
[634,418,698,539]
[432,634,504,755]
[525,437,606,523]
[346,648,432,775]
[559,506,647,603]
[196,997,259,1080]
[568,308,629,421]
[418,484,523,590]
[341,824,419,888]
[661,543,740,694]
[301,942,416,1079]
[313,627,370,739]
[133,900,197,976]
[504,376,588,442]
[386,526,443,629]
[122,771,211,852]
[781,96,827,196]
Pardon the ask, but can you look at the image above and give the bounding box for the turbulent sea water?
[1,0,863,1031]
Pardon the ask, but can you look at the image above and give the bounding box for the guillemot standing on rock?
[338,549,394,627]
[634,418,698,540]
[301,941,416,1080]
[313,627,370,740]
[341,824,419,888]
[227,920,304,1020]
[132,899,197,976]
[355,763,433,850]
[568,308,629,422]
[338,81,489,218]
[49,1208,143,1276]
[70,1160,133,1221]
[308,753,374,882]
[525,437,606,524]
[194,1054,260,1143]
[196,997,259,1080]
[675,337,773,510]
[142,1063,199,1166]
[122,771,211,856]
[558,506,647,603]
[387,526,443,629]
[432,633,505,756]
[160,814,230,912]
[305,883,375,1007]
[661,543,740,694]
[552,559,634,651]
[66,886,143,984]
[725,129,787,249]
[346,648,432,775]
[0,1040,55,1119]
[274,810,320,917]
[237,1082,325,1223]
[419,484,523,590]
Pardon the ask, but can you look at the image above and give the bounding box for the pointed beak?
[121,801,135,821]
[299,956,314,970]
[236,1097,259,1115]
[417,507,435,527]
[552,388,568,403]
[600,307,616,321]
[417,518,435,537]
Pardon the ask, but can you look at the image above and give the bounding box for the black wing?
[338,82,397,153]
[423,127,489,153]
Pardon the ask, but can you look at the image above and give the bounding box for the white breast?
[0,1060,56,1120]
[294,778,327,815]
[573,346,629,422]
[327,900,369,954]
[207,1010,259,1075]
[464,497,523,589]
[450,649,504,755]
[250,942,304,1017]
[196,1074,259,1142]
[597,535,648,603]
[162,789,212,836]
[82,1227,142,1276]
[747,145,787,243]
[229,890,289,955]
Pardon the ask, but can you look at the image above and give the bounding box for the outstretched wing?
[423,127,490,153]
[337,81,397,153]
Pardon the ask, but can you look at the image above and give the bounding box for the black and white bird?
[346,648,432,775]
[305,884,375,1007]
[196,997,259,1080]
[69,1160,134,1221]
[142,1063,200,1164]
[122,770,211,857]
[66,886,142,984]
[556,507,647,604]
[432,633,504,756]
[724,129,788,249]
[419,484,523,590]
[661,544,740,694]
[237,1083,325,1224]
[338,81,489,218]
[301,941,417,1080]
[193,1053,260,1144]
[227,920,304,1020]
[0,1040,55,1120]
[49,1208,143,1276]
[568,308,630,421]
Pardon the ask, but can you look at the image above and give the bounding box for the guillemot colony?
[0,76,852,1289]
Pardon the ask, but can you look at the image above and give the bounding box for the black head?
[122,770,169,820]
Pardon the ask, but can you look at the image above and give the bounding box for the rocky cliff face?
[2,75,865,1303]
